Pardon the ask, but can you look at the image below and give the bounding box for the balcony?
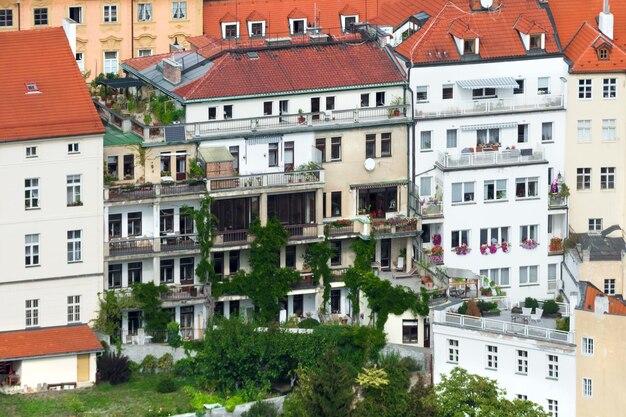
[421,201,443,219]
[292,272,317,290]
[207,169,324,193]
[325,220,363,238]
[285,224,322,240]
[96,99,410,142]
[160,234,200,252]
[436,148,546,170]
[329,267,349,283]
[548,195,568,209]
[161,284,207,302]
[415,95,563,119]
[215,229,253,247]
[108,237,155,257]
[106,181,206,202]
[371,217,419,238]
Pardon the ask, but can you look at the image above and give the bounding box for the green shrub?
[555,293,564,303]
[97,351,132,385]
[556,317,570,331]
[242,401,279,417]
[524,297,539,309]
[457,302,468,315]
[166,321,182,349]
[399,356,421,373]
[156,376,178,393]
[542,299,560,315]
[297,318,320,329]
[225,395,245,412]
[129,360,141,373]
[158,353,174,371]
[141,354,158,373]
[183,386,222,411]
[477,300,498,312]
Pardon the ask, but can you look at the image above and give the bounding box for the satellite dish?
[480,0,493,8]
[364,158,375,172]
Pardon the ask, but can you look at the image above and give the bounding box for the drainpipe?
[130,0,134,58]
[17,0,20,31]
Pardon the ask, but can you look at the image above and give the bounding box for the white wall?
[385,310,427,346]
[20,355,77,388]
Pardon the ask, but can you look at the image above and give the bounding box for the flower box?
[520,239,538,250]
[549,237,563,252]
[454,244,470,255]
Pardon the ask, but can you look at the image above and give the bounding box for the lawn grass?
[0,374,194,417]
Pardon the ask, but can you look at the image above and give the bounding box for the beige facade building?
[0,0,203,78]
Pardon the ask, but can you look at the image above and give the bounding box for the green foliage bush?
[225,395,246,412]
[542,299,560,315]
[457,302,468,315]
[556,317,570,331]
[97,351,132,385]
[183,386,222,411]
[141,354,158,373]
[166,321,182,349]
[399,356,422,373]
[524,297,539,309]
[476,300,499,313]
[242,401,279,417]
[158,353,174,371]
[156,376,178,393]
[297,318,320,329]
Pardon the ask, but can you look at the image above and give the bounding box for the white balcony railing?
[436,148,546,169]
[207,169,324,192]
[415,95,563,119]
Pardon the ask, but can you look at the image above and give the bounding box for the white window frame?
[25,178,39,209]
[138,3,152,22]
[451,230,470,248]
[75,52,85,72]
[547,354,559,379]
[515,177,539,198]
[520,224,538,242]
[420,130,432,150]
[519,265,539,285]
[578,78,592,99]
[516,349,528,374]
[0,8,13,27]
[484,179,507,201]
[448,339,459,363]
[25,146,38,158]
[25,234,40,266]
[446,129,457,148]
[67,230,82,263]
[34,7,48,26]
[542,122,553,142]
[577,119,592,142]
[25,299,39,327]
[479,227,509,246]
[340,14,358,32]
[589,218,602,232]
[103,51,119,74]
[67,295,81,323]
[103,4,118,23]
[138,49,152,57]
[486,345,498,370]
[68,6,83,24]
[604,278,616,295]
[248,21,265,37]
[582,337,594,356]
[289,18,307,35]
[582,378,592,398]
[452,181,475,203]
[479,268,510,287]
[547,399,558,417]
[548,263,557,292]
[603,78,616,99]
[222,22,239,39]
[600,167,615,189]
[68,142,80,154]
[577,168,592,190]
[602,119,617,141]
[172,1,187,19]
[538,77,550,94]
[415,85,428,102]
[67,174,82,206]
[420,177,432,196]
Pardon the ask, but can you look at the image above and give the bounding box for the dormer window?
[529,34,542,49]
[290,18,306,35]
[222,22,239,39]
[464,39,478,55]
[249,21,265,37]
[25,83,40,94]
[598,47,609,60]
[341,15,358,32]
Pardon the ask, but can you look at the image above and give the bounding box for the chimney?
[61,18,77,56]
[162,58,182,85]
[599,0,614,40]
[594,294,609,315]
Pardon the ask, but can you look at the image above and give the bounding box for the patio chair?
[521,307,532,317]
[530,308,543,324]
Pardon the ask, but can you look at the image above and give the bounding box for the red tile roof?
[172,42,406,100]
[581,283,626,315]
[369,0,445,28]
[203,0,377,40]
[563,23,626,73]
[395,0,560,64]
[0,325,103,361]
[0,27,104,142]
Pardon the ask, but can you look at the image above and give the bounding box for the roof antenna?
[604,0,610,13]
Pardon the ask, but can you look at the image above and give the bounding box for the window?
[284,141,294,171]
[519,265,539,285]
[330,241,342,266]
[68,142,80,154]
[108,264,122,288]
[331,137,341,160]
[326,96,335,111]
[542,122,553,142]
[138,49,152,57]
[0,9,13,26]
[208,107,217,120]
[446,129,457,148]
[360,93,370,107]
[517,124,528,143]
[25,299,39,327]
[517,350,528,374]
[451,230,469,248]
[107,156,118,177]
[599,47,609,60]
[331,191,341,217]
[452,182,475,203]
[480,227,509,245]
[285,246,297,269]
[604,278,616,295]
[68,6,82,23]
[442,84,453,99]
[472,88,496,99]
[464,39,477,54]
[600,78,617,100]
[538,77,550,94]
[515,177,538,198]
[547,399,558,417]
[330,289,341,313]
[67,175,81,206]
[315,139,326,162]
[26,146,37,158]
[268,143,278,167]
[486,345,498,369]
[415,86,428,102]
[180,257,194,282]
[263,101,272,115]
[229,145,239,173]
[104,51,118,74]
[420,131,432,150]
[381,133,392,157]
[123,155,134,179]
[365,134,376,158]
[128,212,142,236]
[229,250,240,274]
[358,187,397,216]
[224,23,238,39]
[250,22,264,37]
[589,218,602,232]
[602,119,617,141]
[172,1,187,19]
[34,8,48,25]
[577,168,591,190]
[75,52,85,72]
[213,252,224,279]
[547,354,559,379]
[601,167,615,189]
[67,230,82,262]
[420,177,432,196]
[138,3,152,21]
[448,339,459,363]
[160,259,174,283]
[128,262,142,285]
[479,268,510,287]
[402,320,418,343]
[375,91,385,106]
[548,263,557,291]
[291,19,305,34]
[484,179,507,201]
[477,128,499,144]
[582,337,594,356]
[224,105,233,119]
[578,79,592,99]
[25,178,39,209]
[25,234,40,266]
[103,5,117,23]
[520,224,538,242]
[517,394,528,400]
[514,79,524,94]
[108,214,122,238]
[577,120,592,142]
[582,378,592,398]
[67,295,81,323]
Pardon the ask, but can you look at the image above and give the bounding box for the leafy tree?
[430,367,549,417]
[303,237,333,311]
[228,218,299,323]
[92,290,137,343]
[132,282,170,341]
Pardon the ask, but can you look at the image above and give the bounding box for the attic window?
[464,39,477,55]
[529,34,542,50]
[25,83,40,94]
[290,19,306,35]
[341,15,358,32]
[598,48,609,60]
[249,21,265,37]
[222,22,239,39]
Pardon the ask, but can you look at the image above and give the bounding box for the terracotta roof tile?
[221,12,238,22]
[124,51,188,71]
[339,4,360,16]
[563,23,626,72]
[581,283,626,315]
[287,8,309,19]
[0,27,104,142]
[0,325,103,360]
[173,42,405,100]
[246,10,266,22]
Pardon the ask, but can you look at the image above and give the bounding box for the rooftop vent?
[266,37,292,47]
[247,52,260,60]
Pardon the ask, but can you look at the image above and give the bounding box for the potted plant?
[480,244,489,255]
[432,233,442,246]
[454,243,470,255]
[500,241,510,253]
[387,96,404,117]
[549,237,563,252]
[297,109,305,124]
[521,239,538,249]
[143,113,152,126]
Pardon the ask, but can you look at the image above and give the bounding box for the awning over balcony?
[460,121,518,131]
[457,77,519,89]
[350,180,407,189]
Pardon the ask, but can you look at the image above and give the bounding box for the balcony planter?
[549,237,563,252]
[500,241,510,253]
[454,244,470,255]
[432,233,442,246]
[520,239,538,250]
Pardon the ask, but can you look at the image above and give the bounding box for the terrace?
[436,147,546,170]
[106,234,199,257]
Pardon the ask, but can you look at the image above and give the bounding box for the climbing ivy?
[344,236,377,318]
[92,289,138,343]
[303,236,333,312]
[132,282,171,342]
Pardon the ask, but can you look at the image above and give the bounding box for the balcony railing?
[108,237,155,256]
[371,218,419,236]
[160,234,200,252]
[326,222,357,236]
[329,267,349,282]
[415,95,563,119]
[548,195,568,208]
[161,284,206,301]
[292,273,317,290]
[106,181,206,202]
[215,229,253,246]
[207,169,324,192]
[286,224,321,240]
[436,148,546,169]
[421,201,443,218]
[435,311,573,344]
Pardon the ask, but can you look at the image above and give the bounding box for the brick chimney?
[162,58,182,85]
[594,294,609,315]
[599,0,614,40]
